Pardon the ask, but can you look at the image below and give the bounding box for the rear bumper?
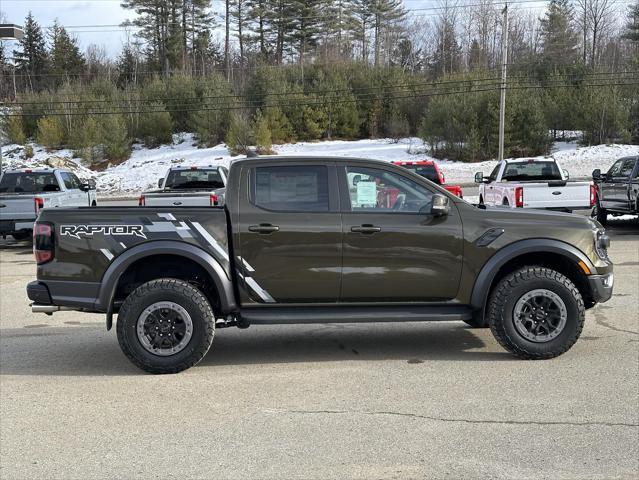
[587,273,614,304]
[27,281,53,304]
[0,219,35,234]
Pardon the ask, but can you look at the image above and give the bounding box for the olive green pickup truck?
[28,157,613,373]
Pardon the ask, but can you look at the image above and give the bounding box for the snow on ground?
[2,135,638,196]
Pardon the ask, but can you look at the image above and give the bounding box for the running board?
[240,305,473,325]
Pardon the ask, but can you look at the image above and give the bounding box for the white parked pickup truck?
[139,166,227,207]
[474,158,596,212]
[0,168,97,240]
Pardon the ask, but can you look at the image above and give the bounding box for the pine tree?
[539,0,580,66]
[622,2,639,42]
[253,110,273,154]
[36,116,65,151]
[371,0,406,66]
[13,12,49,90]
[49,20,85,80]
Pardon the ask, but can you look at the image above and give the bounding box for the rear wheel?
[116,278,215,374]
[11,230,31,241]
[488,267,585,359]
[502,198,509,206]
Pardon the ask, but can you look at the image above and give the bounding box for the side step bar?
[240,305,473,325]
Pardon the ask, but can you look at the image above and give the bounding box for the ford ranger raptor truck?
[27,157,614,373]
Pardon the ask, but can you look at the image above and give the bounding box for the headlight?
[595,230,610,260]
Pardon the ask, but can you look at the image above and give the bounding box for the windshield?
[400,165,441,184]
[164,169,224,190]
[501,161,562,181]
[0,172,60,193]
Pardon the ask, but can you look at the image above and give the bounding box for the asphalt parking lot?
[1,217,638,479]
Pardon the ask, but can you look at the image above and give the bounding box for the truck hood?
[476,204,601,231]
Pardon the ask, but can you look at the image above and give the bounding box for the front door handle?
[351,225,382,234]
[248,223,280,234]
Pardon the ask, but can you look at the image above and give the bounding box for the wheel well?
[487,252,594,310]
[112,254,220,314]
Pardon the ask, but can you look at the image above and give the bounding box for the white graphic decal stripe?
[244,277,276,303]
[190,222,230,261]
[100,249,114,261]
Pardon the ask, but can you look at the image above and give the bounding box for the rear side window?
[619,158,636,178]
[401,165,440,184]
[0,172,60,193]
[253,166,329,212]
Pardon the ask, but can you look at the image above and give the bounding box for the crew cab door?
[612,158,637,211]
[58,171,86,206]
[236,163,342,304]
[338,163,463,302]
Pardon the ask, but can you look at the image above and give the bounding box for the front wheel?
[487,267,585,359]
[11,230,32,241]
[117,278,215,374]
[592,199,607,225]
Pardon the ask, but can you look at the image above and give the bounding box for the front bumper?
[587,273,614,303]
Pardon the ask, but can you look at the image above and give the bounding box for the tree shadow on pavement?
[0,322,513,377]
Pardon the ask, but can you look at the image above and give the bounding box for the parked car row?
[0,168,96,240]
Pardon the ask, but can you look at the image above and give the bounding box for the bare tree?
[587,0,614,65]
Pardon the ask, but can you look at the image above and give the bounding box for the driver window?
[346,166,434,213]
[607,159,624,177]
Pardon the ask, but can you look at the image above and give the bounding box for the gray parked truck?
[28,157,613,373]
[139,165,227,207]
[0,168,97,240]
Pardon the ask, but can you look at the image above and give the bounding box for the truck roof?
[230,156,394,167]
[168,165,222,171]
[2,168,65,174]
[505,157,557,164]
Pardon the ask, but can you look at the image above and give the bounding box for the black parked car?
[592,156,639,225]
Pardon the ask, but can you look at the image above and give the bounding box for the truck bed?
[140,189,225,207]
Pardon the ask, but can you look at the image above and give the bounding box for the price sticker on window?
[356,181,377,207]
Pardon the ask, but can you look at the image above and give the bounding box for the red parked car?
[392,160,463,198]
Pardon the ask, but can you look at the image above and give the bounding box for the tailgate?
[143,189,225,207]
[522,182,592,209]
[0,195,36,220]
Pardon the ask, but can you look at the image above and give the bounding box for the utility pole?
[498,4,508,162]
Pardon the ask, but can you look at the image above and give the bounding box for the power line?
[5,70,636,107]
[5,80,637,117]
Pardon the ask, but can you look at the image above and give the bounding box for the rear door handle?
[351,225,382,234]
[248,224,280,234]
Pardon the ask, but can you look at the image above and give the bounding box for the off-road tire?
[592,199,607,225]
[11,230,31,241]
[488,267,585,359]
[117,278,215,374]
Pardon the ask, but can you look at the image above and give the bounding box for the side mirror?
[352,174,361,186]
[80,183,91,192]
[474,172,484,184]
[158,178,164,188]
[563,169,569,180]
[430,194,450,217]
[592,169,601,180]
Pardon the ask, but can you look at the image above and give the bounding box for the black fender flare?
[470,238,595,312]
[96,240,237,318]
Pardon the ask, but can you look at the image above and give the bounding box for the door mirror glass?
[474,172,484,184]
[158,178,164,188]
[592,168,601,180]
[430,194,450,217]
[562,169,569,180]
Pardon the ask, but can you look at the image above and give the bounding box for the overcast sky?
[0,0,543,58]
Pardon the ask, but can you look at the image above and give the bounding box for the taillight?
[138,196,145,206]
[33,222,54,264]
[590,184,597,207]
[34,197,44,214]
[210,194,219,206]
[515,187,524,208]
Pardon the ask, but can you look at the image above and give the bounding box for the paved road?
[1,219,637,479]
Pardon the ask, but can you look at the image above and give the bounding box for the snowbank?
[2,135,638,196]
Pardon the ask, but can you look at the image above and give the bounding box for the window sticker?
[356,181,377,207]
